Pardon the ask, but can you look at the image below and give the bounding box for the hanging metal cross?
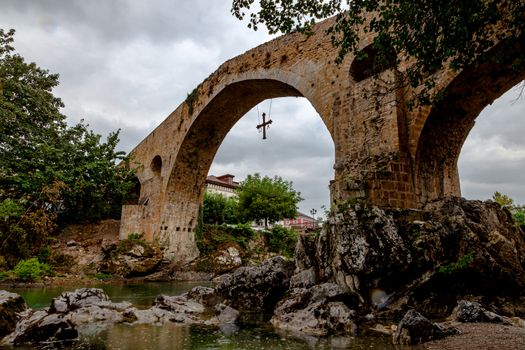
[256,112,273,140]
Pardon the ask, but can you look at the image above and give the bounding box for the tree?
[492,192,525,231]
[231,0,525,104]
[236,173,303,228]
[203,191,239,225]
[492,191,514,208]
[0,29,137,265]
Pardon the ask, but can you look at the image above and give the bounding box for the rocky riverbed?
[2,197,524,348]
[1,257,524,348]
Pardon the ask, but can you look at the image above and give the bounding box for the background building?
[205,174,239,198]
[282,212,318,230]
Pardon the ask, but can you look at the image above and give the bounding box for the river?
[6,282,414,349]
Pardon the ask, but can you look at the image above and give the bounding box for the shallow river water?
[6,282,417,350]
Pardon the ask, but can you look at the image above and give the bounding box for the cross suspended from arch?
[256,112,273,140]
[256,99,273,140]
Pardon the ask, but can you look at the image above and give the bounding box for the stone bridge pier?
[119,18,525,263]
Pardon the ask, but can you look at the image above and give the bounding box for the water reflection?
[72,323,407,350]
[102,323,191,350]
[5,282,421,350]
[9,281,214,309]
[12,322,418,350]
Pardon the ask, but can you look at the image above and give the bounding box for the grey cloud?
[459,84,525,204]
[467,86,525,148]
[460,179,525,204]
[1,0,524,211]
[460,160,525,185]
[1,1,221,44]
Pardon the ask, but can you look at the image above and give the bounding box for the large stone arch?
[158,76,333,260]
[413,37,525,204]
[118,17,365,262]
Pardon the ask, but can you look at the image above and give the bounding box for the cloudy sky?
[1,0,524,215]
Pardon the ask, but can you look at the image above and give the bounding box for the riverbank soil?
[425,322,525,349]
[60,219,120,266]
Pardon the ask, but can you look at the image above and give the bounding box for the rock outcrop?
[193,244,243,275]
[1,287,220,345]
[125,293,211,325]
[0,291,26,339]
[215,256,295,315]
[271,283,359,336]
[293,198,525,318]
[4,197,525,347]
[392,309,459,345]
[452,300,518,325]
[11,311,78,346]
[2,288,133,345]
[0,257,294,347]
[99,240,163,278]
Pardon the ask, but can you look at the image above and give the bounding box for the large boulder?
[314,204,413,303]
[50,288,110,313]
[127,294,208,325]
[154,295,205,315]
[452,300,513,324]
[215,256,295,314]
[0,291,26,339]
[49,288,131,326]
[3,288,132,345]
[120,286,222,326]
[392,310,459,345]
[99,240,163,278]
[401,198,525,317]
[11,313,78,346]
[271,283,359,336]
[193,244,243,275]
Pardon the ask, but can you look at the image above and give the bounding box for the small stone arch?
[150,155,162,177]
[124,175,142,205]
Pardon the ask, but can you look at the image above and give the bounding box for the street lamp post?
[310,208,317,229]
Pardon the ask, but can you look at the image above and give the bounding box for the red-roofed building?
[205,174,240,198]
[281,212,318,230]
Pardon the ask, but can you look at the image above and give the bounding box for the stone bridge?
[119,18,524,263]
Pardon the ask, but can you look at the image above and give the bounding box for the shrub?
[513,209,525,231]
[0,256,7,271]
[13,258,53,281]
[93,272,112,280]
[37,246,52,263]
[265,225,297,258]
[128,232,143,241]
[438,253,474,275]
[197,223,256,255]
